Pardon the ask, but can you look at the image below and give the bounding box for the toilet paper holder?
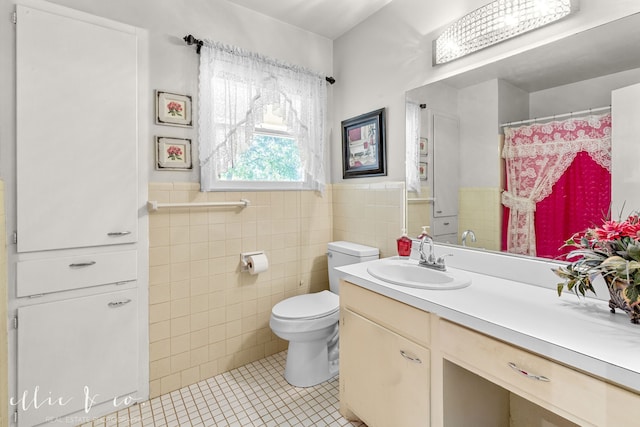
[240,251,265,273]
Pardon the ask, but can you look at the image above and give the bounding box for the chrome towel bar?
[147,199,250,211]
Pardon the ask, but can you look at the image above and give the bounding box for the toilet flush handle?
[327,252,332,258]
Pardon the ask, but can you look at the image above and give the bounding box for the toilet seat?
[272,290,339,320]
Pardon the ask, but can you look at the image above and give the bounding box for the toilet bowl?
[269,241,379,387]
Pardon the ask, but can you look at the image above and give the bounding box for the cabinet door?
[612,82,640,215]
[341,309,430,427]
[16,5,138,252]
[17,288,139,426]
[432,113,459,218]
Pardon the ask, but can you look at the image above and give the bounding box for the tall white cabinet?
[10,2,148,426]
[16,4,138,253]
[430,111,460,243]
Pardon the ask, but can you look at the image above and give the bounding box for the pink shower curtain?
[501,113,612,258]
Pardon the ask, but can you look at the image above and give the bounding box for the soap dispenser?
[417,226,431,240]
[396,228,412,257]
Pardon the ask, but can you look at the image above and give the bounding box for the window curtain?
[198,41,328,192]
[501,113,612,256]
[406,101,422,194]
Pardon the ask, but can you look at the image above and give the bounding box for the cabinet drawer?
[17,250,137,297]
[432,216,457,236]
[440,320,640,426]
[341,281,430,347]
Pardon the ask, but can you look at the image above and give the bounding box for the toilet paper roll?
[247,253,269,275]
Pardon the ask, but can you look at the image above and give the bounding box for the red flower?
[167,145,183,160]
[621,220,640,239]
[166,101,183,117]
[592,220,626,242]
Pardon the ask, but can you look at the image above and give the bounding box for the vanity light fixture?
[433,0,577,65]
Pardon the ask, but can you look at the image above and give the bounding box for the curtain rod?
[501,105,611,128]
[183,34,336,85]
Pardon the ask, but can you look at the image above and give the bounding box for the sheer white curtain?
[405,101,422,194]
[198,41,327,192]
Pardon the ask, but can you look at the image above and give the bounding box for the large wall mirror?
[406,12,640,261]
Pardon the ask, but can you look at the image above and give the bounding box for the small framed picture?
[419,137,428,155]
[155,136,192,170]
[156,90,192,127]
[341,108,387,179]
[419,162,428,180]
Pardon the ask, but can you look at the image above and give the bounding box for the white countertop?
[337,257,640,392]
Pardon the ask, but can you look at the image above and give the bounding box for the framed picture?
[341,108,386,178]
[155,90,192,127]
[419,162,428,180]
[155,136,193,170]
[419,137,428,155]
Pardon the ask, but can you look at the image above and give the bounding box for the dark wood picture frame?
[341,108,387,178]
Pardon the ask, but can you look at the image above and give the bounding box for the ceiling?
[225,0,394,39]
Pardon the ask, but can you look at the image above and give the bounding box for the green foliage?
[222,134,302,182]
[554,214,640,307]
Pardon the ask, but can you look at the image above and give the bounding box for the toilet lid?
[272,290,339,320]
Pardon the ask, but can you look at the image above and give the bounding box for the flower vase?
[604,275,640,324]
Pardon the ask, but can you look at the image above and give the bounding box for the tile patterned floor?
[84,352,367,427]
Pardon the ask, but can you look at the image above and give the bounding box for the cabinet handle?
[443,222,450,226]
[108,299,132,308]
[69,261,96,268]
[108,231,132,237]
[436,210,443,214]
[400,350,422,364]
[508,362,550,382]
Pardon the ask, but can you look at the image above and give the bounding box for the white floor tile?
[87,351,366,426]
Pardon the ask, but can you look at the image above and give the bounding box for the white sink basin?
[367,259,472,290]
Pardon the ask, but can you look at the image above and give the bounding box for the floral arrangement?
[166,145,183,161]
[166,101,184,117]
[553,213,640,323]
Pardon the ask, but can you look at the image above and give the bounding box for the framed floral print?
[419,161,428,180]
[155,90,192,127]
[341,108,387,178]
[419,137,428,155]
[155,136,193,170]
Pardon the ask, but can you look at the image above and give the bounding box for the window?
[198,41,327,192]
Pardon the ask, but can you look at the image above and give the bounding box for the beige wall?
[407,185,432,239]
[147,183,334,397]
[458,187,502,251]
[0,180,6,427]
[333,182,405,258]
[147,182,404,397]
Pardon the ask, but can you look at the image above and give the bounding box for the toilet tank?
[327,241,379,294]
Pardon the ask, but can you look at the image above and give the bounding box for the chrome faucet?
[461,229,477,246]
[418,235,449,271]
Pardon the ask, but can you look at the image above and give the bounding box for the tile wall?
[147,181,406,397]
[0,180,7,427]
[458,187,502,251]
[332,182,406,258]
[147,183,334,398]
[407,185,432,238]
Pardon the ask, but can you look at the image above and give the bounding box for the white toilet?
[269,241,379,387]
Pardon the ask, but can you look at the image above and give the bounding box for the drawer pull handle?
[108,299,132,308]
[108,231,132,237]
[400,350,422,364]
[443,222,450,226]
[508,362,550,382]
[69,261,96,268]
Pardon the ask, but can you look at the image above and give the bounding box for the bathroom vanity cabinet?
[339,279,640,427]
[340,282,431,427]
